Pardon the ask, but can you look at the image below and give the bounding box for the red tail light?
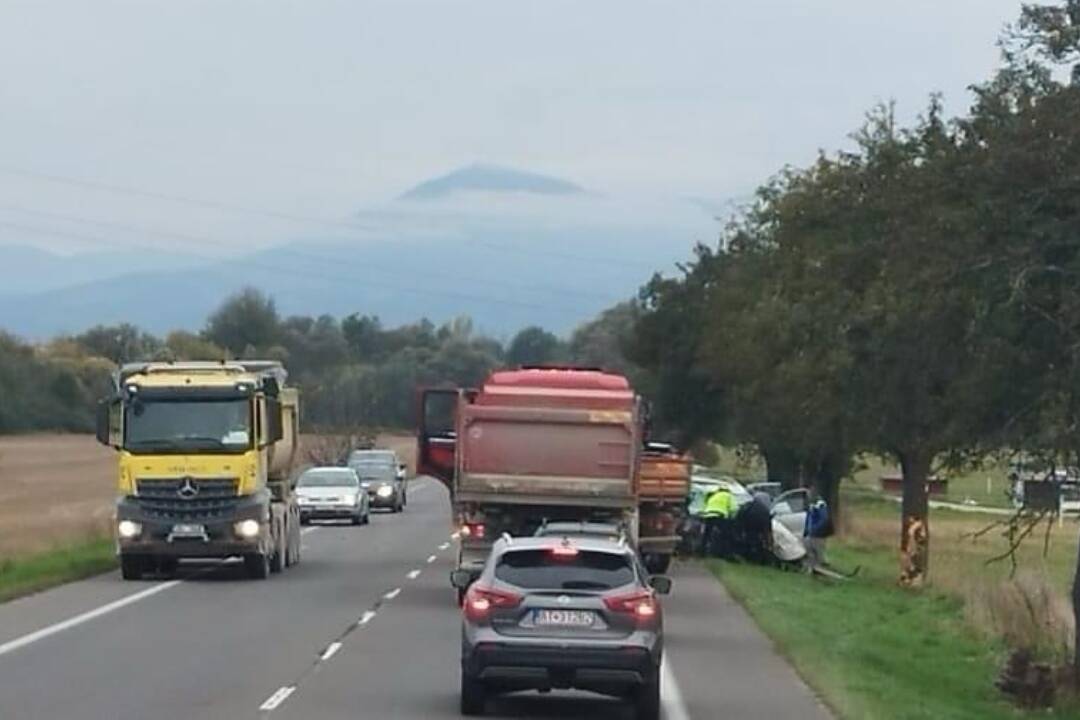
[550,544,579,558]
[460,523,486,539]
[463,584,522,622]
[603,590,659,625]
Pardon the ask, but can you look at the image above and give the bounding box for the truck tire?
[245,552,270,580]
[290,529,301,566]
[120,555,144,581]
[643,553,672,574]
[634,665,661,720]
[158,558,178,578]
[460,669,486,716]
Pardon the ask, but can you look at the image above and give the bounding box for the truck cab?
[97,361,301,580]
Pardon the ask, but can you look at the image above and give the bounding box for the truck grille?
[135,478,241,520]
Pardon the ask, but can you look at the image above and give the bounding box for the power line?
[0,204,623,303]
[0,165,377,232]
[0,164,667,272]
[0,219,618,315]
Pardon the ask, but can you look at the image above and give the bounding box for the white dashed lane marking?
[259,686,295,712]
[426,554,437,564]
[358,610,376,626]
[319,642,342,661]
[383,588,401,601]
[407,569,421,580]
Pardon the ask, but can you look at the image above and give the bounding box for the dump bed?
[638,449,691,502]
[456,402,639,507]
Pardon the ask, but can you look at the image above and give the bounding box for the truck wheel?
[270,534,285,574]
[633,666,661,720]
[460,669,486,716]
[290,531,301,565]
[120,555,144,581]
[643,554,672,574]
[158,558,179,578]
[245,552,270,580]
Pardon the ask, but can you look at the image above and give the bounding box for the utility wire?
[0,219,611,314]
[0,203,624,304]
[0,164,667,272]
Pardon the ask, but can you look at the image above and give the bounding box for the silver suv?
[453,535,671,719]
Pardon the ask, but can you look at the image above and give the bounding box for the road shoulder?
[664,561,833,720]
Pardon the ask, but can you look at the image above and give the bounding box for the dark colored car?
[453,535,671,719]
[347,449,407,512]
[532,520,626,542]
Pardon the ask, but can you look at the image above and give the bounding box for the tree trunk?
[762,445,800,490]
[812,451,845,528]
[898,450,931,588]
[1073,530,1079,688]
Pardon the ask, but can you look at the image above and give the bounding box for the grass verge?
[710,543,1078,720]
[0,536,116,603]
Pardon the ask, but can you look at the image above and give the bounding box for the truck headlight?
[117,520,142,539]
[376,485,394,498]
[234,519,260,538]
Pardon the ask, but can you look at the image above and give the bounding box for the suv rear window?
[495,549,635,591]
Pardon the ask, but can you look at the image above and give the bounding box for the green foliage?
[712,551,1077,720]
[0,332,112,433]
[203,287,281,356]
[506,326,566,367]
[74,323,161,364]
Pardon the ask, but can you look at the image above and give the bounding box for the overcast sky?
[0,0,1026,254]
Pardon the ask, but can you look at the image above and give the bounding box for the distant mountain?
[0,168,724,340]
[0,244,203,296]
[398,164,585,201]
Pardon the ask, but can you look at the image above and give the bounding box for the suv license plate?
[171,523,205,537]
[534,609,595,627]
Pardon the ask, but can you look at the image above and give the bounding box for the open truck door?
[417,388,461,491]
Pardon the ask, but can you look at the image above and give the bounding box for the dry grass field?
[0,432,418,559]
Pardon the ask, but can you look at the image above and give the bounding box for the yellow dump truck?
[95,361,301,580]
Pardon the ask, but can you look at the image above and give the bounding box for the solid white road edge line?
[384,588,401,600]
[0,580,182,658]
[661,658,691,720]
[259,685,295,711]
[358,610,377,626]
[407,569,421,580]
[0,526,323,660]
[320,642,342,661]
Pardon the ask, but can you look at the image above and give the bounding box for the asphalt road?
[0,478,831,720]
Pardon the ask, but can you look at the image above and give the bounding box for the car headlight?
[117,520,142,539]
[297,496,309,504]
[347,493,362,505]
[234,519,260,538]
[376,485,394,498]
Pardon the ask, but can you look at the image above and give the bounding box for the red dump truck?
[417,367,689,593]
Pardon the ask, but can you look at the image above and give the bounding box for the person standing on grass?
[803,490,832,570]
[702,485,736,558]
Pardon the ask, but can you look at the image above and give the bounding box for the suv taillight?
[603,590,659,625]
[460,522,486,539]
[462,584,522,622]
